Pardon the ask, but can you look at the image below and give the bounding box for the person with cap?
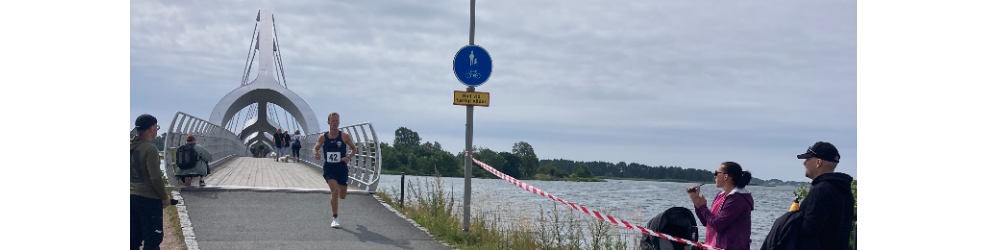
[795,141,855,250]
[130,114,171,250]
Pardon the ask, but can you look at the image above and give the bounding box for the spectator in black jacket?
[795,141,855,250]
[274,129,285,161]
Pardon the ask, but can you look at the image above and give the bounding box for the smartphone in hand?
[170,199,179,205]
[686,184,705,193]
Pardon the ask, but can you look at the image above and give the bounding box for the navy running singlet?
[322,131,348,168]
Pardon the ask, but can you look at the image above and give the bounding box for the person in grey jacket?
[174,135,214,187]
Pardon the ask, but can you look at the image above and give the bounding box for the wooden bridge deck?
[199,157,361,191]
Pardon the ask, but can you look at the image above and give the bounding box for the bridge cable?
[269,103,283,131]
[283,107,291,134]
[241,21,259,86]
[248,103,258,138]
[272,52,282,87]
[273,17,289,89]
[245,103,257,135]
[238,104,252,138]
[224,117,231,132]
[268,103,277,131]
[233,108,243,136]
[244,49,257,86]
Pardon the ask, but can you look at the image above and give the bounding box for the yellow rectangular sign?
[453,91,490,107]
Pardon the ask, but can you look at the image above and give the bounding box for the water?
[382,174,798,250]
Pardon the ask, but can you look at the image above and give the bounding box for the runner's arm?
[343,133,358,158]
[312,134,324,158]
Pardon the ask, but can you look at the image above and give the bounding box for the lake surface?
[381,174,800,250]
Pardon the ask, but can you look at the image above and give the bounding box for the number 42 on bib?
[326,152,341,163]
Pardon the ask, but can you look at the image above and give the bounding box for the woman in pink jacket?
[688,161,755,250]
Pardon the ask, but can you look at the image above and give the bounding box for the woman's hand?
[686,184,702,194]
[689,192,708,208]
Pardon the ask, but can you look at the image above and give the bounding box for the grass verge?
[377,175,641,250]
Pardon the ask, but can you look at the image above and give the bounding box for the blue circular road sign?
[453,45,492,87]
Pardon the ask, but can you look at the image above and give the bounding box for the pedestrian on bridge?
[174,135,213,187]
[274,128,285,161]
[313,112,357,228]
[291,130,303,163]
[283,130,292,162]
[130,114,172,250]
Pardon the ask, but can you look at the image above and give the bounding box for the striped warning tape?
[466,152,722,250]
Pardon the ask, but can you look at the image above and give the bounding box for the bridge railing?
[298,122,382,192]
[161,111,250,187]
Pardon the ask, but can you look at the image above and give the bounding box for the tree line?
[380,127,740,183]
[128,133,167,152]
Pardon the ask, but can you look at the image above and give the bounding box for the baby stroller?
[640,207,702,250]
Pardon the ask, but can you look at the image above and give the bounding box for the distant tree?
[851,180,857,221]
[393,127,421,148]
[851,180,858,207]
[151,133,166,151]
[537,162,568,178]
[473,147,507,178]
[512,141,539,178]
[573,163,594,178]
[380,143,402,171]
[432,150,461,177]
[499,152,522,179]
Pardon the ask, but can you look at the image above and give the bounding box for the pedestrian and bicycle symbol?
[453,45,492,87]
[466,70,482,79]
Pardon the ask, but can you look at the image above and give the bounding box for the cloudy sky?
[130,0,857,182]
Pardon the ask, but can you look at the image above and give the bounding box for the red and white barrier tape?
[465,152,722,250]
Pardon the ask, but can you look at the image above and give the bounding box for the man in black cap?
[130,114,170,250]
[795,141,855,250]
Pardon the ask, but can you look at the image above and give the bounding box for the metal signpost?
[453,0,493,233]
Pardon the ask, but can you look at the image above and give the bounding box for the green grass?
[159,173,187,250]
[377,176,641,250]
[164,191,184,246]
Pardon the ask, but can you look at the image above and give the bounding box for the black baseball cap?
[134,114,158,131]
[796,141,840,163]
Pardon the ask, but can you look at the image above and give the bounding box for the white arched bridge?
[147,9,382,193]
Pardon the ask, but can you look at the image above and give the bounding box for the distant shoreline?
[379,172,784,186]
[600,176,778,187]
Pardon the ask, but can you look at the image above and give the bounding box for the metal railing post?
[399,173,400,208]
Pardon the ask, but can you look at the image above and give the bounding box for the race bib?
[326,152,341,163]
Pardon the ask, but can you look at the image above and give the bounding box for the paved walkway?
[175,157,451,250]
[180,191,452,250]
[198,157,361,191]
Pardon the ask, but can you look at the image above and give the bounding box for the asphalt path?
[180,190,453,250]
